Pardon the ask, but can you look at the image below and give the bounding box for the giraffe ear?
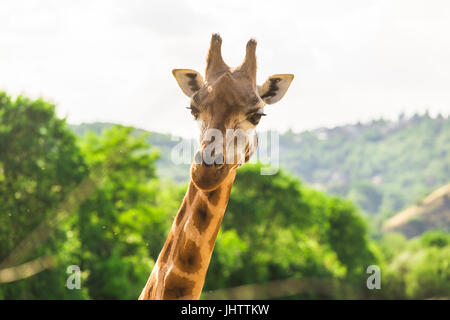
[172,69,204,97]
[258,74,294,104]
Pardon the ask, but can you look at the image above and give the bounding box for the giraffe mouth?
[190,163,231,191]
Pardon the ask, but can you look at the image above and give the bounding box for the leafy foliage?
[376,231,450,299]
[0,92,87,299]
[1,93,449,299]
[206,164,378,298]
[75,126,160,299]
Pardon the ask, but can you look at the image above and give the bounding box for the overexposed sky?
[1,0,449,137]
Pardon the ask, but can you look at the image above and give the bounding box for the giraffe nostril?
[213,153,223,167]
[203,160,212,167]
[214,153,224,167]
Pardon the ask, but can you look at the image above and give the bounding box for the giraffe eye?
[247,112,266,125]
[187,106,200,120]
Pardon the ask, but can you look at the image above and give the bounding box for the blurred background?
[0,0,449,299]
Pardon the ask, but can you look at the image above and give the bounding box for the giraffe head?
[173,34,293,191]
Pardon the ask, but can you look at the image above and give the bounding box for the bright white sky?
[1,0,449,137]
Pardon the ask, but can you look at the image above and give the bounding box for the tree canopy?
[1,92,449,299]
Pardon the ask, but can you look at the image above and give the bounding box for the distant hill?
[276,113,450,218]
[69,113,450,218]
[383,184,450,238]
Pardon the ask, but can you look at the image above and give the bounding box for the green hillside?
[278,114,450,218]
[70,113,450,218]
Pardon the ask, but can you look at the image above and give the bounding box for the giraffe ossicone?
[139,34,294,300]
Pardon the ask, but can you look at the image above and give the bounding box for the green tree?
[206,164,377,299]
[0,92,87,299]
[327,197,377,279]
[375,231,450,299]
[75,125,161,299]
[405,246,450,298]
[420,230,450,248]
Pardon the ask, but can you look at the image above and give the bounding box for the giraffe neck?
[139,170,236,300]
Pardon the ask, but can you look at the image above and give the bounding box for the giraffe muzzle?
[191,151,231,191]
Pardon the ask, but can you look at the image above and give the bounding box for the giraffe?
[139,34,293,300]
